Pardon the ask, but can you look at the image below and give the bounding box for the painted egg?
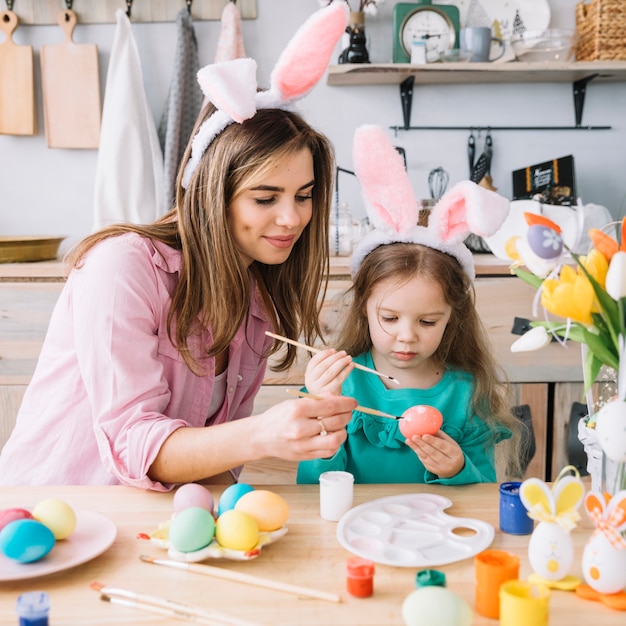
[169,507,216,553]
[0,519,55,563]
[173,484,214,514]
[215,510,259,551]
[0,508,33,532]
[402,587,473,626]
[399,405,443,438]
[235,490,289,532]
[595,399,626,463]
[32,498,76,540]
[217,483,254,516]
[527,224,563,260]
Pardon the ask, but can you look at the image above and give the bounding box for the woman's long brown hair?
[66,107,334,373]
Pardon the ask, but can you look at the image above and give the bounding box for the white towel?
[92,9,165,230]
[158,9,202,212]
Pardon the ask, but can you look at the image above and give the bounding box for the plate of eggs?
[0,498,117,581]
[139,483,289,562]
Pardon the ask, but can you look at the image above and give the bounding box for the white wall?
[1,0,625,253]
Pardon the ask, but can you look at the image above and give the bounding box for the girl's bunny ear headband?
[350,125,511,280]
[181,2,349,189]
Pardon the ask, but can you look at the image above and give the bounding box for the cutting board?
[40,10,101,149]
[0,10,36,136]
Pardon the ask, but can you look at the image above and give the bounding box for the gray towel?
[158,9,202,212]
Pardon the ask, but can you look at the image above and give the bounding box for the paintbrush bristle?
[90,581,106,592]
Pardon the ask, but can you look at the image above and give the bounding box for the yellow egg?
[505,236,521,261]
[234,489,289,531]
[32,498,76,540]
[215,510,259,551]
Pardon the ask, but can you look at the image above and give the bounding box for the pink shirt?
[0,234,272,490]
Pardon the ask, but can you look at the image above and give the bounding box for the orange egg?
[399,405,443,438]
[234,490,289,531]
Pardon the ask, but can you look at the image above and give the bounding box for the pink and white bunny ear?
[269,1,349,102]
[353,124,418,233]
[428,180,510,245]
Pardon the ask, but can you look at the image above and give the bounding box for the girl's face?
[366,274,452,376]
[227,148,315,267]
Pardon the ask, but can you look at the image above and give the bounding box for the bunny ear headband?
[181,2,349,189]
[350,125,511,280]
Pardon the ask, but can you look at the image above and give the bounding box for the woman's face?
[227,148,315,267]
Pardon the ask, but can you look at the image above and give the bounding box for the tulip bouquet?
[508,211,626,494]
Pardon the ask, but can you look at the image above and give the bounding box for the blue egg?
[0,519,55,563]
[217,483,254,516]
[527,224,563,259]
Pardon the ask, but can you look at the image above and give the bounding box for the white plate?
[434,0,551,39]
[0,510,117,581]
[336,493,494,568]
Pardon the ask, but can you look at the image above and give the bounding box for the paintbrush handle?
[287,389,398,420]
[264,331,399,385]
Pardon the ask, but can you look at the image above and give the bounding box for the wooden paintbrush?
[287,389,401,420]
[265,331,400,385]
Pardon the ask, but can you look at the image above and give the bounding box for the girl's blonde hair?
[338,242,523,478]
[67,106,334,373]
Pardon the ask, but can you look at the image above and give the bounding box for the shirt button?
[228,387,234,394]
[237,375,243,382]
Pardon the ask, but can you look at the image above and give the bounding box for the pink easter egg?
[399,405,443,438]
[173,484,214,514]
[0,508,33,532]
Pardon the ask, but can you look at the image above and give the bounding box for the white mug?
[460,27,505,62]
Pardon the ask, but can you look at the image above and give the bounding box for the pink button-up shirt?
[0,234,272,490]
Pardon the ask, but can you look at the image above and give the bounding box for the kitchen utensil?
[470,152,488,184]
[40,9,101,148]
[428,167,449,200]
[0,9,35,135]
[0,236,65,263]
[511,29,577,63]
[479,132,497,191]
[468,130,476,177]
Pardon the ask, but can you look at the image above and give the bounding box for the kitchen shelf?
[327,61,626,130]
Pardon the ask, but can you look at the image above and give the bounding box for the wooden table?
[0,483,620,625]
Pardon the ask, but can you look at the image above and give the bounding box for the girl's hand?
[255,395,357,461]
[304,349,354,396]
[405,430,465,479]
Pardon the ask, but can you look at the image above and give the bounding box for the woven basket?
[576,0,626,61]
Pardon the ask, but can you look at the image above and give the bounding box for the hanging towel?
[158,9,202,212]
[214,1,246,63]
[92,9,165,230]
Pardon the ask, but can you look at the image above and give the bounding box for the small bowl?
[511,29,578,63]
[439,49,473,63]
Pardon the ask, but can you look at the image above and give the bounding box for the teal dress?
[297,352,511,485]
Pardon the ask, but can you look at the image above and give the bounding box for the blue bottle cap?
[16,591,50,626]
[415,569,446,588]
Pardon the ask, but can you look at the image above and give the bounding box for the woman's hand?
[255,395,357,462]
[304,349,354,396]
[405,430,465,478]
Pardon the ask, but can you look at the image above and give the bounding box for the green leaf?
[583,349,603,397]
[513,267,544,290]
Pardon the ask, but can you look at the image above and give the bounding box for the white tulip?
[511,327,552,353]
[605,251,626,300]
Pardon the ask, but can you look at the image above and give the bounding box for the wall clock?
[393,1,460,63]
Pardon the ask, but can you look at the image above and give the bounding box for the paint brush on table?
[265,331,400,385]
[139,555,342,603]
[91,581,257,626]
[287,388,401,420]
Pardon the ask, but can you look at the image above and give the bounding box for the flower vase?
[338,12,370,64]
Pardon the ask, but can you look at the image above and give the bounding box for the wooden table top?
[0,483,619,625]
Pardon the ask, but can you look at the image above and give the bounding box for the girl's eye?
[421,320,436,327]
[296,194,313,203]
[254,197,276,206]
[381,316,397,323]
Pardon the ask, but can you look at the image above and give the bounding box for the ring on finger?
[318,417,328,437]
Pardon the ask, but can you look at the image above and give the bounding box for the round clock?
[392,3,460,64]
[400,7,456,62]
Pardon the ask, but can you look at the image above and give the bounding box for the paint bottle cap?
[16,591,50,626]
[415,569,446,588]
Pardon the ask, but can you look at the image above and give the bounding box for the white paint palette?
[336,493,494,567]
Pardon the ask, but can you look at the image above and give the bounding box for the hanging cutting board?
[0,10,36,136]
[40,9,101,149]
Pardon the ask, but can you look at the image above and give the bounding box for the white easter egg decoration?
[402,587,472,626]
[528,522,574,581]
[582,532,626,594]
[595,399,626,463]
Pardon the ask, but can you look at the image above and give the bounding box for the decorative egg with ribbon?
[527,224,564,260]
[594,399,626,463]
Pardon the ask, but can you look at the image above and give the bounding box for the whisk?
[428,167,449,200]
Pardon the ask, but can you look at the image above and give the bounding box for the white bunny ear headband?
[350,125,511,280]
[181,2,349,189]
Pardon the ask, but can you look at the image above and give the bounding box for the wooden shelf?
[327,61,626,87]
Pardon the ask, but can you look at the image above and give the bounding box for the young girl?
[297,124,522,485]
[0,3,356,489]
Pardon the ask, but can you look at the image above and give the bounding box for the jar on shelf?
[329,202,355,257]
